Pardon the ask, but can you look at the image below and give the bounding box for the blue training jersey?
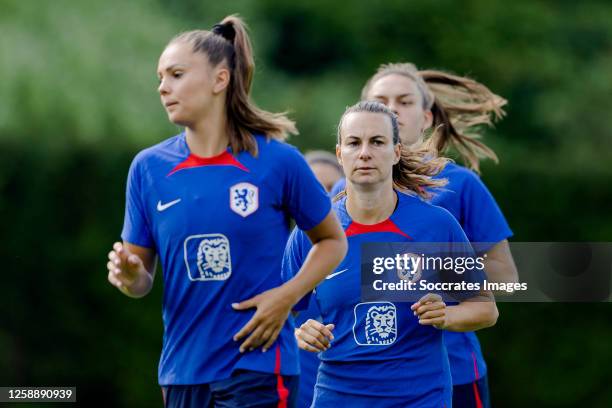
[121,133,331,385]
[431,162,513,386]
[283,191,482,406]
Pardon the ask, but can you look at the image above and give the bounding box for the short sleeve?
[282,227,314,311]
[120,156,154,248]
[282,147,332,231]
[460,172,513,251]
[440,212,486,302]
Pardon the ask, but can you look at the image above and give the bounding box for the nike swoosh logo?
[325,268,348,280]
[157,198,181,211]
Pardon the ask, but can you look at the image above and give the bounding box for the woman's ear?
[212,67,231,94]
[336,144,342,165]
[393,143,401,165]
[422,110,433,132]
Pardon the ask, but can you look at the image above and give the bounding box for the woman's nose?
[158,78,169,95]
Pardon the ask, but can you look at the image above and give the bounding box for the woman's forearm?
[281,236,347,305]
[444,297,499,332]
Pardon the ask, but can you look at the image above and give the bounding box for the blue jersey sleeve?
[446,212,471,244]
[440,212,486,302]
[281,146,332,231]
[461,172,512,250]
[120,155,154,248]
[282,227,314,311]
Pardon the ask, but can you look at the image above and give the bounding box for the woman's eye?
[173,72,183,78]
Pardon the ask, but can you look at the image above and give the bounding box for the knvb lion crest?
[230,182,259,217]
[184,234,232,281]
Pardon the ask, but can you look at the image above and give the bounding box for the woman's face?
[366,74,432,146]
[336,111,400,188]
[157,42,224,127]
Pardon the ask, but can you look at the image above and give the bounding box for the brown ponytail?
[392,145,448,199]
[420,70,506,173]
[169,15,297,156]
[335,101,448,201]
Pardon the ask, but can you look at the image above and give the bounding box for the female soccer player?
[332,63,517,407]
[286,101,498,407]
[106,16,347,408]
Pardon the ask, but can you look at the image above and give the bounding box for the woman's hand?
[411,293,447,329]
[295,319,335,353]
[232,286,298,353]
[107,242,154,298]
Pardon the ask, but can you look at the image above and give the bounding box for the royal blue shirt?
[121,133,331,385]
[431,163,513,385]
[283,191,482,406]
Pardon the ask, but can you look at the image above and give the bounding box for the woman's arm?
[232,210,347,352]
[282,210,347,304]
[483,239,518,285]
[412,292,498,332]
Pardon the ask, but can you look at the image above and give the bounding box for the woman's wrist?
[123,271,153,298]
[278,280,305,307]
